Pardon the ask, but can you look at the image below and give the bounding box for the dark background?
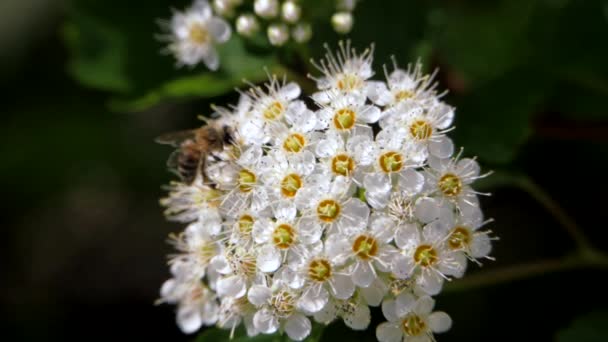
[3,0,608,341]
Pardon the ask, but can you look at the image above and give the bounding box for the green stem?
[515,176,592,250]
[445,250,608,293]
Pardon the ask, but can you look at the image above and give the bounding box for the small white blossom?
[377,295,452,342]
[162,0,231,70]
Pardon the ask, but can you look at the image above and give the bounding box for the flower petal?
[428,311,452,333]
[376,322,403,342]
[177,306,202,334]
[353,261,376,287]
[257,245,281,273]
[248,285,272,306]
[330,273,355,299]
[285,313,311,341]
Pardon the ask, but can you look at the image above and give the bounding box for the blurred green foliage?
[557,312,608,342]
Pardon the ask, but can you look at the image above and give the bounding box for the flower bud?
[281,1,301,24]
[254,0,279,19]
[267,24,289,46]
[236,14,260,37]
[331,12,354,34]
[292,23,312,43]
[337,0,357,11]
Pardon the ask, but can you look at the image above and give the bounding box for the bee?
[156,120,235,184]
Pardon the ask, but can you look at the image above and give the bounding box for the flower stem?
[444,250,608,293]
[515,175,592,250]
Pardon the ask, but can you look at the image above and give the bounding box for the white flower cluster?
[158,42,494,341]
[160,0,359,67]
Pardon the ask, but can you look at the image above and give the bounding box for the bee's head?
[221,125,236,145]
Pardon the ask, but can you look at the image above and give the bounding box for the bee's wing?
[155,130,197,147]
[165,149,181,171]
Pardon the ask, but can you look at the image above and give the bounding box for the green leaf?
[557,312,608,342]
[109,38,281,112]
[452,69,551,164]
[432,0,540,85]
[63,10,131,92]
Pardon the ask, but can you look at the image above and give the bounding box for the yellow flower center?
[198,242,216,265]
[333,108,356,130]
[409,119,433,141]
[272,224,296,249]
[283,133,306,153]
[238,169,257,193]
[395,90,414,102]
[280,173,303,198]
[448,226,472,250]
[402,314,426,336]
[263,101,285,120]
[307,258,332,282]
[438,173,462,197]
[413,245,438,267]
[336,73,362,91]
[188,23,209,44]
[316,199,341,223]
[271,290,296,317]
[331,154,355,176]
[237,214,254,235]
[379,151,404,173]
[352,234,378,260]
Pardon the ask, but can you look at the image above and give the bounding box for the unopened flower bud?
[254,0,279,19]
[292,23,312,43]
[236,14,260,37]
[267,24,289,46]
[331,12,354,34]
[281,1,301,23]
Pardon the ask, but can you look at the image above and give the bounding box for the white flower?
[310,41,374,104]
[246,76,303,143]
[168,280,220,334]
[217,296,258,337]
[295,175,369,236]
[377,294,451,342]
[251,205,321,273]
[314,295,370,330]
[220,146,270,214]
[424,154,486,215]
[314,129,374,184]
[327,213,397,288]
[369,61,441,112]
[166,222,222,280]
[315,93,381,134]
[362,128,425,209]
[248,282,312,341]
[387,104,455,161]
[210,245,261,299]
[444,207,494,263]
[163,0,231,69]
[160,182,222,223]
[392,221,466,295]
[258,150,317,211]
[284,244,356,313]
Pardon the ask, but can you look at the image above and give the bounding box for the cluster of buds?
[157,42,495,341]
[159,0,360,69]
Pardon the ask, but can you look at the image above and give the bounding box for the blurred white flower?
[161,0,231,70]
